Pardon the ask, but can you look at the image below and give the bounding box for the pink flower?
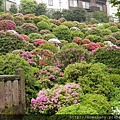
[49,75,55,79]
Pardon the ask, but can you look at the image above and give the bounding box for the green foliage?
[61,21,74,28]
[43,34,56,41]
[112,32,120,40]
[90,19,99,24]
[81,94,110,114]
[0,13,14,21]
[102,23,110,28]
[53,25,71,41]
[93,11,109,23]
[85,35,102,43]
[71,30,84,40]
[0,0,4,12]
[61,42,80,51]
[0,30,25,55]
[14,16,24,26]
[9,4,18,14]
[37,21,50,31]
[56,104,98,114]
[55,48,90,71]
[35,3,47,16]
[108,26,119,32]
[103,35,117,44]
[21,23,38,35]
[0,53,40,106]
[28,33,42,43]
[101,29,112,36]
[94,46,120,69]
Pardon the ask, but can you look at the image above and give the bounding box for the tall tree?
[0,0,4,12]
[9,4,18,14]
[20,0,37,14]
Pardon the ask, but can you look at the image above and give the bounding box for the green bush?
[43,34,56,40]
[56,104,98,114]
[0,30,25,55]
[53,25,71,42]
[60,40,69,48]
[37,21,50,31]
[102,23,110,28]
[14,16,24,26]
[103,35,117,44]
[61,21,74,28]
[21,23,38,35]
[85,35,102,43]
[111,101,120,115]
[90,19,99,24]
[64,62,114,96]
[112,32,120,40]
[94,46,120,69]
[86,27,102,37]
[80,94,110,114]
[108,26,119,32]
[101,29,112,36]
[28,33,42,43]
[55,48,90,71]
[0,54,40,106]
[40,29,51,35]
[71,30,84,40]
[61,42,80,51]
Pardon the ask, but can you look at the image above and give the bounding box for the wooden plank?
[6,81,12,107]
[13,80,19,105]
[0,82,5,109]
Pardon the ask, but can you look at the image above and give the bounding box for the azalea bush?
[103,35,117,44]
[36,66,64,89]
[71,30,84,40]
[0,13,14,21]
[0,20,16,31]
[33,39,46,47]
[37,21,50,31]
[20,23,38,35]
[43,33,56,40]
[101,29,112,36]
[53,25,71,42]
[0,30,25,55]
[108,26,119,32]
[112,32,120,40]
[94,46,120,69]
[31,83,83,115]
[28,33,42,43]
[73,37,83,45]
[40,29,51,35]
[62,21,74,28]
[50,19,61,26]
[55,48,90,71]
[14,16,24,26]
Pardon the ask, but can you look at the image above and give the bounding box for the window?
[97,4,103,11]
[70,0,74,7]
[82,1,90,9]
[48,0,53,6]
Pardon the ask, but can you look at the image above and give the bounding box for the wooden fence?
[0,68,25,114]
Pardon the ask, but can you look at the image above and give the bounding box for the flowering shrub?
[37,66,64,89]
[33,39,46,46]
[85,35,102,43]
[21,34,30,41]
[0,20,16,31]
[50,19,61,26]
[103,35,117,44]
[108,26,119,32]
[37,21,50,31]
[58,17,66,23]
[94,46,120,69]
[28,33,42,43]
[14,16,24,26]
[71,31,84,40]
[112,32,120,40]
[43,34,56,40]
[13,50,35,65]
[82,39,91,44]
[31,48,55,68]
[21,23,38,35]
[31,83,83,114]
[0,13,14,21]
[86,27,102,37]
[72,37,82,45]
[55,48,90,70]
[70,27,80,31]
[62,21,74,28]
[40,29,51,35]
[60,40,68,48]
[0,30,25,55]
[53,25,71,41]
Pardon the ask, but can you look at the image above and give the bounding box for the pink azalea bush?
[50,19,61,25]
[13,50,35,65]
[73,37,82,45]
[33,39,46,46]
[31,83,83,114]
[0,13,14,21]
[0,20,16,31]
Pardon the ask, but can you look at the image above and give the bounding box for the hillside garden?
[0,12,120,118]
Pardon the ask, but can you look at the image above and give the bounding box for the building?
[5,0,16,11]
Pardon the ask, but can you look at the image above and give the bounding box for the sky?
[16,0,20,5]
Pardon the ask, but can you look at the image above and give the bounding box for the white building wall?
[36,0,69,10]
[106,0,118,22]
[6,0,16,11]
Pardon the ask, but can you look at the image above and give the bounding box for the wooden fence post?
[15,68,26,109]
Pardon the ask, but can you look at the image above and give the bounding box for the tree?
[35,3,47,16]
[20,0,37,14]
[0,0,4,12]
[109,0,120,19]
[9,4,18,14]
